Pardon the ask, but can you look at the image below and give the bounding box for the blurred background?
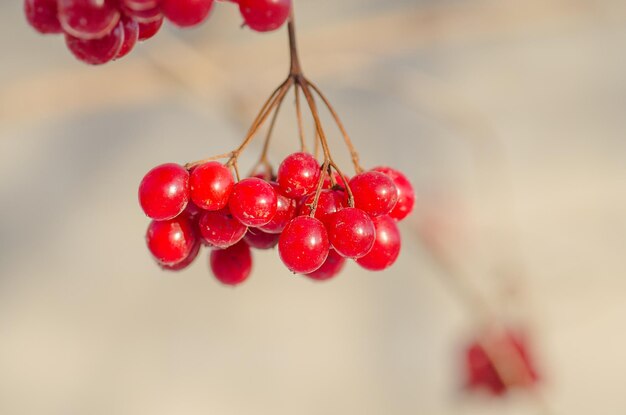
[1,0,625,413]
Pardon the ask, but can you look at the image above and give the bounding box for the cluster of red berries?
[24,0,292,65]
[138,152,415,285]
[464,329,539,396]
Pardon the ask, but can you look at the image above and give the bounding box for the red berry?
[356,215,400,271]
[115,17,139,59]
[139,163,190,221]
[58,0,120,39]
[322,171,349,190]
[146,215,198,266]
[349,171,398,217]
[327,207,375,259]
[277,152,320,198]
[210,241,252,286]
[24,0,62,34]
[161,0,215,27]
[297,189,346,225]
[120,2,162,23]
[159,239,201,271]
[65,19,125,65]
[121,0,159,10]
[198,209,247,249]
[189,162,235,211]
[183,200,203,217]
[279,216,329,274]
[372,166,415,221]
[259,182,296,233]
[305,249,345,281]
[137,16,163,40]
[238,0,291,32]
[465,330,539,395]
[228,178,278,227]
[244,228,279,250]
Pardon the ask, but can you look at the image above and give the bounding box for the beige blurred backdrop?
[1,0,626,414]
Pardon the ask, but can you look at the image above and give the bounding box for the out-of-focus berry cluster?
[24,0,293,65]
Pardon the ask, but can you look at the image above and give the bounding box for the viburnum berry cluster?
[137,13,415,285]
[24,0,292,65]
[140,156,413,284]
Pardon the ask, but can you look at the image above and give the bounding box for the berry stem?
[229,78,294,163]
[287,8,302,77]
[313,126,320,159]
[307,160,330,218]
[185,152,234,169]
[185,78,291,169]
[232,161,241,181]
[298,79,355,207]
[306,79,364,174]
[186,5,357,212]
[294,83,307,152]
[252,82,293,177]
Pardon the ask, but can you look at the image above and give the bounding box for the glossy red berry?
[58,0,120,39]
[159,239,201,271]
[356,215,400,271]
[183,200,202,217]
[137,16,163,40]
[115,17,139,59]
[25,0,63,34]
[122,0,159,10]
[277,152,320,198]
[120,2,162,23]
[327,207,375,259]
[161,0,215,27]
[297,189,346,225]
[244,228,279,250]
[190,162,235,211]
[279,216,329,274]
[65,19,125,65]
[228,178,278,227]
[198,209,247,249]
[349,171,398,217]
[259,182,296,233]
[210,241,252,286]
[238,0,291,32]
[373,166,415,221]
[305,249,345,281]
[146,215,198,266]
[139,163,190,221]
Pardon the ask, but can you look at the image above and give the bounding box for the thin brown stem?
[329,162,354,206]
[299,81,330,158]
[308,161,330,218]
[313,128,320,159]
[294,84,307,152]
[232,162,241,181]
[287,9,302,76]
[306,79,363,173]
[185,152,234,170]
[247,78,290,138]
[185,78,290,169]
[227,78,293,166]
[250,82,293,177]
[298,79,355,207]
